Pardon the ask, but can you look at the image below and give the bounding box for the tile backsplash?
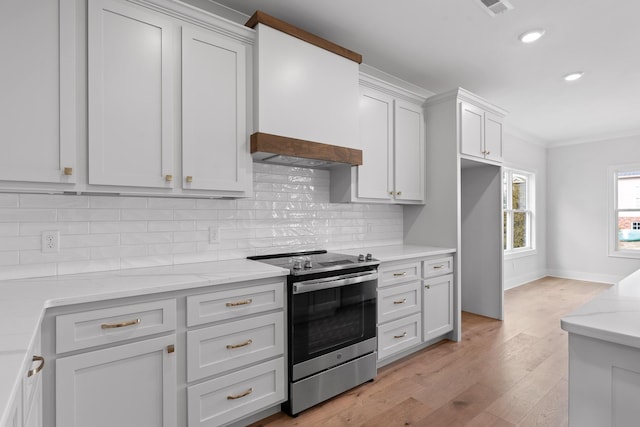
[0,163,403,280]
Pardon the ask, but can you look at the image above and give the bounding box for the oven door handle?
[292,271,378,294]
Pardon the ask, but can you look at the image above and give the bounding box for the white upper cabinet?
[85,0,253,196]
[0,0,76,187]
[181,26,250,193]
[394,100,424,202]
[88,0,175,189]
[356,87,394,201]
[331,73,425,204]
[459,98,505,164]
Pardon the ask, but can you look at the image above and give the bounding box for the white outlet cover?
[42,230,60,253]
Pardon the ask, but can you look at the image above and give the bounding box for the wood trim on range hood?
[245,11,362,64]
[250,132,363,168]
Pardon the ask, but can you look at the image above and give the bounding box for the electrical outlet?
[42,230,60,253]
[209,226,220,244]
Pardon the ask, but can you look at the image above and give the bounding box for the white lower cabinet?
[186,312,284,382]
[23,330,44,427]
[185,281,286,426]
[187,358,285,427]
[55,335,177,427]
[423,273,454,341]
[42,278,286,427]
[377,253,456,364]
[5,384,21,427]
[377,313,422,360]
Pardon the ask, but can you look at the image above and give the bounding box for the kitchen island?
[561,267,640,427]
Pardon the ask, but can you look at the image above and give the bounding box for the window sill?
[608,250,640,259]
[504,248,537,260]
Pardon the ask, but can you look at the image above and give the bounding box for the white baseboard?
[504,270,547,290]
[545,269,621,285]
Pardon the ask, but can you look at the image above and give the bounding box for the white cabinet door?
[423,274,454,341]
[56,335,177,427]
[484,111,504,163]
[0,0,76,185]
[394,100,424,202]
[181,26,250,193]
[459,102,485,159]
[88,0,174,188]
[356,87,393,201]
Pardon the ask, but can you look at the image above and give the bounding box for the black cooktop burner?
[248,250,378,276]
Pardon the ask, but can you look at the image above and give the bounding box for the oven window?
[292,280,376,364]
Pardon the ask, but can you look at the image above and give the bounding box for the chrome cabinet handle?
[227,388,253,400]
[226,339,253,350]
[185,176,193,183]
[27,355,45,378]
[433,265,445,269]
[394,332,408,339]
[165,174,173,182]
[167,344,175,354]
[425,284,431,289]
[226,299,252,307]
[393,272,407,277]
[393,299,407,305]
[396,191,402,196]
[101,318,141,329]
[63,167,73,176]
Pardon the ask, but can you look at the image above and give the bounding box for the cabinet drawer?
[377,313,421,360]
[423,256,453,278]
[379,261,421,287]
[56,299,176,353]
[187,312,284,382]
[187,281,284,327]
[187,357,285,427]
[378,281,421,324]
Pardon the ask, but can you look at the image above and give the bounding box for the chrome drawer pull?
[27,355,45,378]
[101,318,141,329]
[425,284,431,289]
[226,339,253,350]
[226,299,252,307]
[393,299,407,305]
[393,272,407,277]
[394,331,407,339]
[433,265,445,269]
[227,388,253,400]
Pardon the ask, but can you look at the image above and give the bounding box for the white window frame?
[503,167,536,259]
[608,163,640,259]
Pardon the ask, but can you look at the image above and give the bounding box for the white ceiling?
[204,0,640,146]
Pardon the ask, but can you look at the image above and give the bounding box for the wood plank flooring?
[248,277,610,427]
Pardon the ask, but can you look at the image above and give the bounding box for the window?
[503,168,535,256]
[610,165,640,258]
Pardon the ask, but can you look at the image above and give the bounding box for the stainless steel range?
[248,250,379,416]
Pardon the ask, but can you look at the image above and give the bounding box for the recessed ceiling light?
[519,29,545,43]
[564,72,584,82]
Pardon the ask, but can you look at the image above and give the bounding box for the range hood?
[246,11,363,169]
[250,132,362,168]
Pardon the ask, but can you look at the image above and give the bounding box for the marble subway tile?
[58,208,119,222]
[0,208,57,222]
[20,194,89,208]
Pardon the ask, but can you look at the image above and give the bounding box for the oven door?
[290,271,377,369]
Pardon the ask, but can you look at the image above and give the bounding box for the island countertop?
[561,267,640,349]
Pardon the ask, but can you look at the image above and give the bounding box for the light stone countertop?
[0,259,288,426]
[338,244,456,262]
[561,267,640,349]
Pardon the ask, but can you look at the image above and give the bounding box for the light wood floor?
[249,277,610,427]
